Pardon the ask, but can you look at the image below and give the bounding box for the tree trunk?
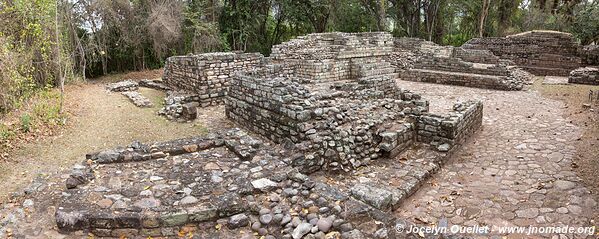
[55,0,64,113]
[479,0,490,38]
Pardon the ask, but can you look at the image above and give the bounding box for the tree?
[479,0,490,37]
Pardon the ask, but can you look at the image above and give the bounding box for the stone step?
[347,145,446,212]
[521,65,574,77]
[353,68,396,77]
[357,73,398,82]
[401,69,522,91]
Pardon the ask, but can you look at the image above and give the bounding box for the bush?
[20,114,31,133]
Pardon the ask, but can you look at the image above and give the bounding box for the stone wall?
[392,38,532,90]
[225,65,427,173]
[462,30,581,76]
[569,67,599,85]
[226,32,483,173]
[416,101,484,150]
[162,52,263,106]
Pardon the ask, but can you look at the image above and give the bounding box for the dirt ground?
[0,78,208,202]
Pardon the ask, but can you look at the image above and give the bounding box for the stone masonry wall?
[392,38,532,90]
[226,32,483,173]
[569,67,599,85]
[163,52,263,106]
[226,68,427,173]
[416,101,484,150]
[462,30,581,76]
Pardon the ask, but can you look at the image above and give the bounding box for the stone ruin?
[391,38,533,90]
[462,30,582,76]
[226,32,483,173]
[106,80,154,108]
[569,45,599,85]
[580,45,599,66]
[55,32,486,238]
[162,52,262,107]
[569,67,599,85]
[160,52,262,120]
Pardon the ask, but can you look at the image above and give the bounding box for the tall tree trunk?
[55,0,64,113]
[479,0,490,38]
[379,0,387,31]
[498,0,515,36]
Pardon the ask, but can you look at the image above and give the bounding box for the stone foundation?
[56,128,460,238]
[106,80,138,92]
[162,52,263,106]
[569,67,599,85]
[393,38,532,90]
[462,30,581,76]
[416,101,483,150]
[226,32,483,173]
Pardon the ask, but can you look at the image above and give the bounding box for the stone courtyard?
[0,30,598,239]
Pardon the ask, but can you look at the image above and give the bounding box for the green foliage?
[330,0,379,32]
[572,3,599,44]
[443,33,472,46]
[0,124,16,142]
[20,114,32,133]
[0,0,66,115]
[32,88,64,125]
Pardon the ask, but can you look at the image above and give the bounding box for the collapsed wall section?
[163,52,263,106]
[462,30,581,76]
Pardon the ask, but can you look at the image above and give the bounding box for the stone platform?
[463,30,582,76]
[393,38,533,91]
[55,128,460,238]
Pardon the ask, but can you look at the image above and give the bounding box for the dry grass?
[0,81,207,201]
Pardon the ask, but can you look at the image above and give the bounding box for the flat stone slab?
[106,80,139,92]
[121,91,153,107]
[314,145,447,212]
[543,76,569,85]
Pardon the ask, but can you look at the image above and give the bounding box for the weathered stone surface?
[163,52,262,107]
[463,30,582,76]
[228,214,249,229]
[292,222,312,239]
[350,184,394,211]
[106,80,139,92]
[121,91,153,108]
[569,67,599,85]
[251,178,278,191]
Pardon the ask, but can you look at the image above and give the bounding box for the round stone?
[260,214,273,225]
[273,213,284,223]
[259,208,271,215]
[317,218,333,233]
[251,221,262,231]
